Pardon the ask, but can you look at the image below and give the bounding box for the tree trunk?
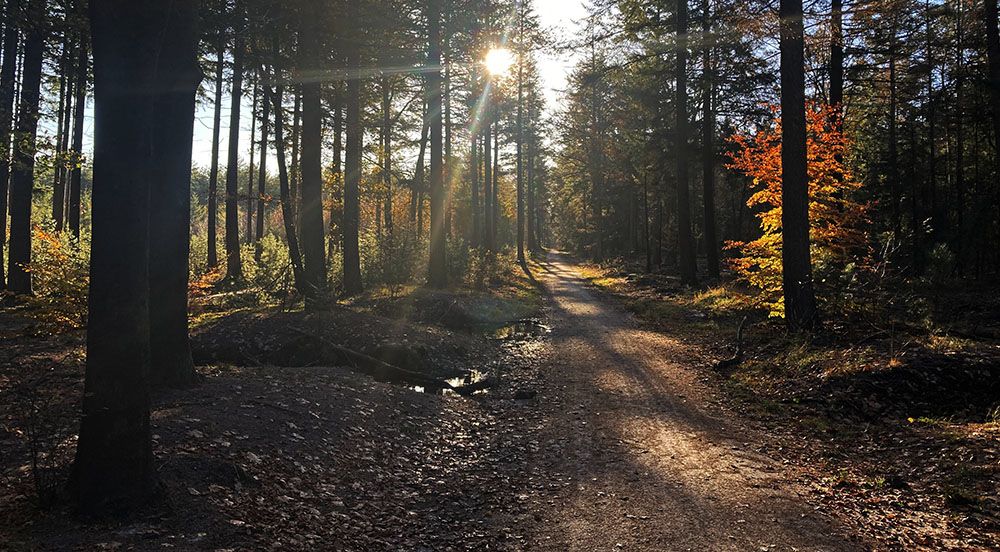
[779,0,818,330]
[149,0,201,389]
[988,0,1000,165]
[829,0,843,111]
[207,38,224,269]
[381,77,393,234]
[483,119,493,251]
[515,2,525,264]
[342,21,363,296]
[68,31,87,239]
[470,121,480,248]
[52,38,69,230]
[245,78,257,245]
[675,0,697,285]
[75,0,199,512]
[6,0,47,296]
[412,104,429,235]
[254,66,270,263]
[299,5,327,304]
[329,83,343,257]
[428,0,447,287]
[224,24,244,281]
[0,11,18,289]
[270,83,306,293]
[702,0,719,278]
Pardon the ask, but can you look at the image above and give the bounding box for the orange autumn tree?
[726,104,869,318]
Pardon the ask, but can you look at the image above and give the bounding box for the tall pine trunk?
[270,83,305,293]
[675,0,697,285]
[224,22,244,281]
[779,0,818,330]
[254,68,269,263]
[702,0,719,278]
[207,38,224,269]
[299,2,327,303]
[75,0,199,511]
[244,79,258,245]
[68,29,87,239]
[0,11,18,289]
[428,0,447,287]
[342,17,363,295]
[149,0,201,388]
[6,0,47,296]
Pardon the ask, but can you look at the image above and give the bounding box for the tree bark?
[68,30,87,239]
[428,0,447,287]
[483,117,493,251]
[270,83,306,293]
[6,0,47,295]
[75,0,199,511]
[245,78,258,245]
[381,76,393,234]
[0,8,18,289]
[702,0,719,278]
[254,67,269,263]
[224,19,244,281]
[342,19,363,295]
[207,37,224,269]
[779,0,818,330]
[675,0,697,285]
[149,0,200,388]
[515,1,525,264]
[52,38,69,230]
[299,4,327,304]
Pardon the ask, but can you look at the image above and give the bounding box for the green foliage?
[360,228,425,290]
[21,226,90,330]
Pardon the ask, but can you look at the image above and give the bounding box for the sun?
[484,47,514,77]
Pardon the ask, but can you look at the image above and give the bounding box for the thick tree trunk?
[675,0,697,285]
[75,0,199,511]
[270,84,306,293]
[342,22,363,296]
[149,0,201,389]
[428,0,447,287]
[779,0,818,330]
[68,33,87,240]
[0,12,18,289]
[224,26,244,281]
[207,40,224,269]
[6,0,47,296]
[299,6,327,304]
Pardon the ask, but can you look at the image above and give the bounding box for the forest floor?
[0,252,997,550]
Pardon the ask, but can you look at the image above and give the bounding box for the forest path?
[518,253,861,551]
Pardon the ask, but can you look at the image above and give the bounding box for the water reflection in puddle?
[491,319,550,341]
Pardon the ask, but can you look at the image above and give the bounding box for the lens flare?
[484,48,514,77]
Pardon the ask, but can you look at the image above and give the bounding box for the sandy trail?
[520,254,862,551]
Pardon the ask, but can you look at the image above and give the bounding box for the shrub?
[21,226,89,330]
[726,104,871,318]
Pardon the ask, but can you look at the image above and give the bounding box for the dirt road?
[518,254,863,551]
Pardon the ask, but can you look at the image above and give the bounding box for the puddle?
[412,370,489,396]
[491,319,550,341]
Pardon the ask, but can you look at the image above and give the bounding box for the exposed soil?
[3,254,995,550]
